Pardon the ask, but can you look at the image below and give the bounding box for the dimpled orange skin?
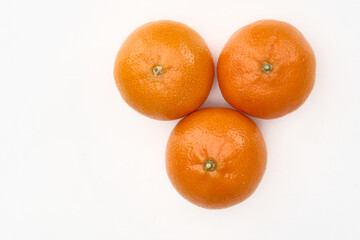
[166,108,267,209]
[217,19,316,119]
[114,20,214,120]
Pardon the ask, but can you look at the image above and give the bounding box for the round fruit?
[166,107,267,209]
[217,19,316,119]
[114,20,214,120]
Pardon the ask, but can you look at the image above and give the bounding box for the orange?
[217,19,316,119]
[114,20,214,120]
[166,107,267,209]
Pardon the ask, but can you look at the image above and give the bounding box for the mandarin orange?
[114,20,214,120]
[166,108,267,209]
[217,19,316,119]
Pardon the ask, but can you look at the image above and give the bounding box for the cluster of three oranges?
[114,19,316,209]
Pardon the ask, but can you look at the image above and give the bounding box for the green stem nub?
[153,66,163,77]
[261,62,272,73]
[204,159,216,171]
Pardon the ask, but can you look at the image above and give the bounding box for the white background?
[1,0,360,239]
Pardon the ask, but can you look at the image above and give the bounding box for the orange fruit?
[166,107,267,209]
[217,19,316,119]
[114,20,214,120]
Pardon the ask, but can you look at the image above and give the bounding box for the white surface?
[1,0,360,239]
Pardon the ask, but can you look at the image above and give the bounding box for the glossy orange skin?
[166,108,267,209]
[114,20,214,120]
[217,19,316,119]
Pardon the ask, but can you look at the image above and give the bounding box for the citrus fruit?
[217,19,316,119]
[114,20,214,120]
[166,107,267,209]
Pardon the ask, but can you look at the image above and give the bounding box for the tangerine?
[166,108,267,209]
[217,19,316,119]
[114,20,214,120]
